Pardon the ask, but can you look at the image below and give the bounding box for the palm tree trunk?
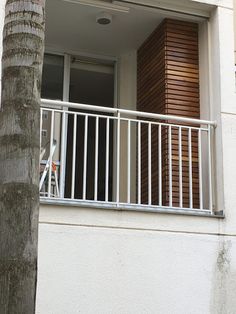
[0,1,45,313]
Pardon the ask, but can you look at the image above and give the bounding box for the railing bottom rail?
[39,197,223,218]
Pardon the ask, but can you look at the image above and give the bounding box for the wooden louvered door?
[137,18,200,208]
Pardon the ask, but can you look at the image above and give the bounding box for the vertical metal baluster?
[48,110,55,198]
[208,125,213,213]
[158,124,162,206]
[198,128,203,210]
[127,120,131,204]
[71,114,77,199]
[189,128,193,209]
[169,125,172,207]
[83,115,88,200]
[138,121,141,205]
[179,127,183,208]
[94,116,99,201]
[116,111,120,204]
[148,123,152,205]
[105,118,110,202]
[60,111,66,198]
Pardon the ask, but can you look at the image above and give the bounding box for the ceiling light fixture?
[96,12,112,25]
[61,0,130,13]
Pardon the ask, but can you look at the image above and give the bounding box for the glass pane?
[69,58,114,107]
[41,53,64,100]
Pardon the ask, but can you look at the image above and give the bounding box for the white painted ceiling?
[45,0,165,57]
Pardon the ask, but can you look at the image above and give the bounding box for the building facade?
[1,0,236,313]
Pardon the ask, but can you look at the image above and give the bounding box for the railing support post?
[116,110,120,205]
[208,124,214,214]
[59,111,66,198]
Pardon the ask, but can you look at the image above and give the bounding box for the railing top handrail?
[41,98,217,127]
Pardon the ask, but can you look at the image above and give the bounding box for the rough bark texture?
[0,1,45,313]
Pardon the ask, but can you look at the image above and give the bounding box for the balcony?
[39,0,219,216]
[40,98,216,215]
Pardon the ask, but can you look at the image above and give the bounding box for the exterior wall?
[36,215,236,314]
[1,1,236,314]
[36,204,236,314]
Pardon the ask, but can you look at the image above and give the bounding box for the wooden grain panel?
[137,18,200,208]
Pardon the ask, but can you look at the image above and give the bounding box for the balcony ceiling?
[45,0,166,57]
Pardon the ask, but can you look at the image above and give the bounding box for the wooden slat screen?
[137,18,200,208]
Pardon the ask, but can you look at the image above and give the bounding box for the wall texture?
[36,221,236,314]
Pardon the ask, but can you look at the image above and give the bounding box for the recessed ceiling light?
[96,12,112,25]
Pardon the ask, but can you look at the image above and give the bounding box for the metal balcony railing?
[40,98,216,215]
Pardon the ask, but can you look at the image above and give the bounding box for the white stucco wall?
[36,221,236,314]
